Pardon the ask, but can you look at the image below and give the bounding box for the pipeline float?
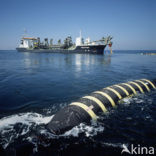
[47,79,156,135]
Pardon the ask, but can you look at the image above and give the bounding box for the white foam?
[122,98,131,105]
[64,123,104,137]
[102,142,124,148]
[121,93,146,106]
[0,112,53,131]
[0,112,53,149]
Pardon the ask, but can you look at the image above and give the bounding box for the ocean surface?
[0,50,156,156]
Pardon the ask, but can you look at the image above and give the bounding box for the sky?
[0,0,155,50]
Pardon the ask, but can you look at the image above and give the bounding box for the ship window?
[21,40,23,44]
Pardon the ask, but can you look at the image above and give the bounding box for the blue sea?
[0,50,156,155]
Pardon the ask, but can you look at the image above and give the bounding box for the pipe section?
[47,79,156,135]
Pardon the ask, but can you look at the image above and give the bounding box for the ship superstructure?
[16,32,113,54]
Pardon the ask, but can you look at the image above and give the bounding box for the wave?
[0,91,155,151]
[0,112,53,149]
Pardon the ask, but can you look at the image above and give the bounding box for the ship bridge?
[20,37,37,48]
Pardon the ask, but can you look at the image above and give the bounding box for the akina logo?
[121,144,155,155]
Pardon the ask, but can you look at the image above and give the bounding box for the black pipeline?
[47,79,156,135]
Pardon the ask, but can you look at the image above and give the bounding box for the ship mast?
[23,28,27,38]
[80,30,82,38]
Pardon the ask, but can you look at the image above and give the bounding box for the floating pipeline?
[141,53,156,55]
[46,79,156,135]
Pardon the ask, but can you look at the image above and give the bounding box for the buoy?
[46,79,156,135]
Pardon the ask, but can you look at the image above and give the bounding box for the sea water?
[0,50,156,155]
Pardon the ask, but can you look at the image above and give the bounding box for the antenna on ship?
[23,28,27,37]
[80,30,82,38]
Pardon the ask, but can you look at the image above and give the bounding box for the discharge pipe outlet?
[47,79,156,135]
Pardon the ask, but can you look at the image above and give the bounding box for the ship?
[16,32,113,54]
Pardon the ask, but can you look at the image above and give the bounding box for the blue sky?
[0,0,155,50]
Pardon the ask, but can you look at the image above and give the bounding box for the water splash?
[0,112,53,149]
[64,122,104,137]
